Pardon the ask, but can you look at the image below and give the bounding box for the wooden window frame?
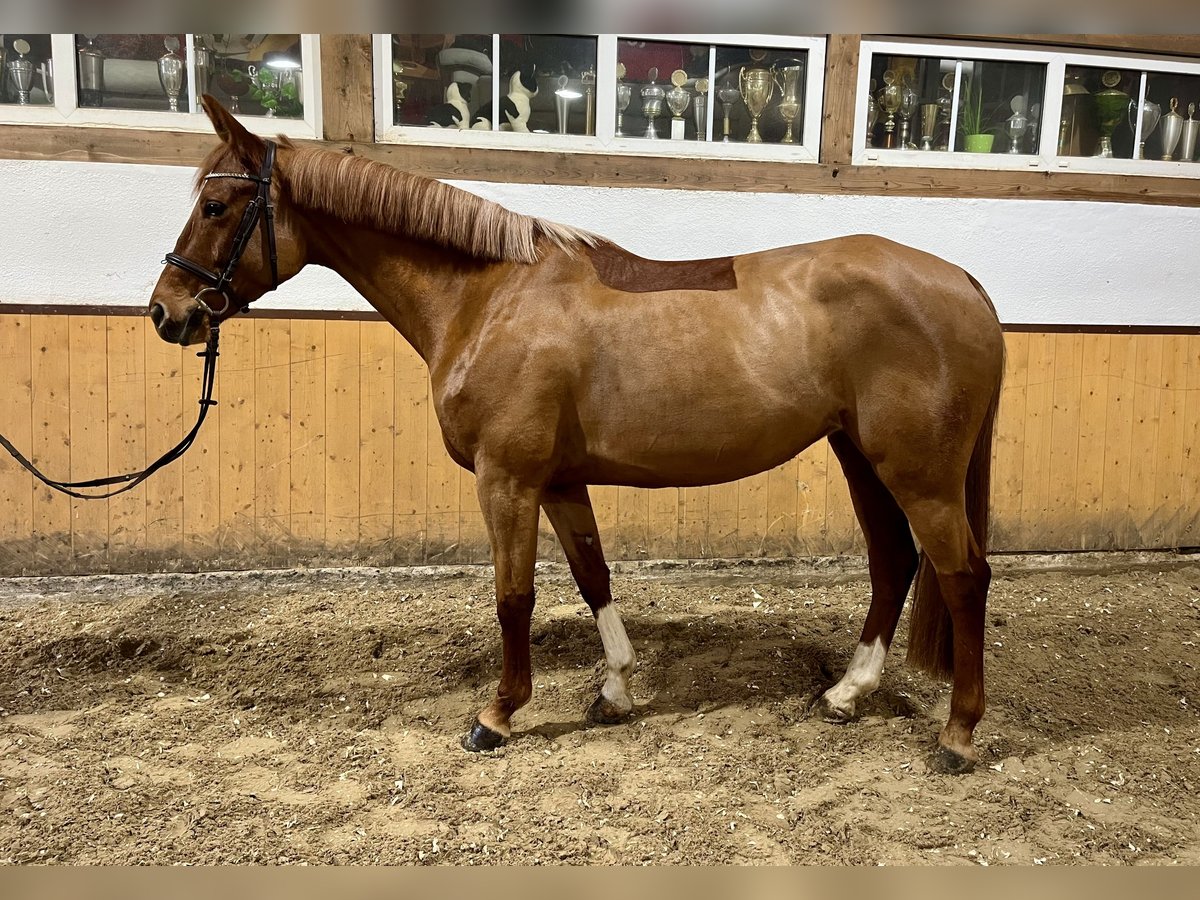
[0,34,1197,209]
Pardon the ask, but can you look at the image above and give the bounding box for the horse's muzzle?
[150,300,209,346]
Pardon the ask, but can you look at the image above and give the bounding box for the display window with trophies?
[0,33,322,139]
[855,37,1200,178]
[373,33,825,162]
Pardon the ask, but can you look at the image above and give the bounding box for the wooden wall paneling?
[1019,333,1056,550]
[289,319,327,556]
[677,485,709,557]
[737,471,770,558]
[67,317,110,570]
[143,322,184,565]
[820,35,861,166]
[591,485,620,556]
[358,321,396,560]
[646,487,680,560]
[823,444,860,554]
[459,472,488,564]
[425,374,460,563]
[325,320,361,554]
[1128,335,1165,547]
[27,316,72,571]
[1100,335,1138,548]
[765,460,800,556]
[990,333,1029,551]
[253,319,292,559]
[1181,336,1200,548]
[0,315,33,572]
[615,485,649,559]
[794,443,828,555]
[1151,335,1189,546]
[1075,333,1111,550]
[106,316,147,570]
[181,325,220,562]
[319,35,375,144]
[1047,333,1083,549]
[217,324,257,560]
[393,337,428,563]
[708,478,739,557]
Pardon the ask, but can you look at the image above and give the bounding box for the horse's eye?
[203,200,227,218]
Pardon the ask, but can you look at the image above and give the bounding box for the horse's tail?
[906,275,1003,679]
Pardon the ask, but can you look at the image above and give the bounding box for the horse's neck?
[303,217,499,365]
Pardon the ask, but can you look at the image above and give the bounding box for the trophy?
[1129,97,1161,160]
[776,63,803,144]
[1006,95,1028,154]
[666,69,690,140]
[919,102,939,151]
[193,36,213,97]
[615,63,631,137]
[1159,97,1183,161]
[878,69,901,148]
[7,38,34,105]
[640,67,664,139]
[1092,71,1127,158]
[554,74,581,135]
[717,82,740,142]
[158,36,185,112]
[582,68,595,136]
[738,65,774,143]
[866,83,878,148]
[38,59,53,103]
[78,34,104,108]
[693,77,708,140]
[1180,102,1199,162]
[936,72,955,150]
[392,61,408,117]
[897,78,917,149]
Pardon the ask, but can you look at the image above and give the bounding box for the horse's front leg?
[462,464,543,752]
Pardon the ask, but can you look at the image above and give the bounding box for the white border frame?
[854,37,1200,179]
[373,33,826,163]
[0,34,323,139]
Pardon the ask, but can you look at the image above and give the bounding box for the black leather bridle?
[0,142,280,500]
[163,139,279,322]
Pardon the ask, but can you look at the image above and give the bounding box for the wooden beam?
[318,34,375,144]
[1,121,1197,208]
[820,35,861,166]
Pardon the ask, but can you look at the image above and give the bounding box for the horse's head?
[149,96,306,345]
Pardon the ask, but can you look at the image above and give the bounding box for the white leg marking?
[596,604,635,711]
[822,637,888,714]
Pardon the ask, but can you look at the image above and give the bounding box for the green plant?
[229,67,302,118]
[958,76,987,136]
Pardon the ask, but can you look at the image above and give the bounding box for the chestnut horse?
[150,98,1004,774]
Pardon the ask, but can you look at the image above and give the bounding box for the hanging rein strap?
[0,142,279,499]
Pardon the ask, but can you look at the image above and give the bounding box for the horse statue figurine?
[151,97,1005,774]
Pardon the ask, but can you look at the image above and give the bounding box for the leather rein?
[0,142,279,500]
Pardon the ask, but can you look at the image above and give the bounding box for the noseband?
[163,139,279,321]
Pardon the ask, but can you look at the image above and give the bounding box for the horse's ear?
[200,94,264,165]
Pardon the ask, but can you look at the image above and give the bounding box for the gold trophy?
[879,69,902,148]
[776,63,803,144]
[738,65,774,143]
[717,82,740,142]
[665,69,691,140]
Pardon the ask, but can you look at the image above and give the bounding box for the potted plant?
[959,77,994,153]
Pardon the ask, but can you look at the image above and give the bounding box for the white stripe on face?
[596,604,635,712]
[822,637,887,715]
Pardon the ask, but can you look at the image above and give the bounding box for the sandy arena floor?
[1,555,1198,865]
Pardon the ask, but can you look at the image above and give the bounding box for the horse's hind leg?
[542,484,636,724]
[814,431,918,722]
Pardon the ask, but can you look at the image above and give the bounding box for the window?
[374,33,826,161]
[856,37,1200,177]
[0,33,322,138]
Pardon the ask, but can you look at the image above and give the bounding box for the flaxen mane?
[196,140,595,265]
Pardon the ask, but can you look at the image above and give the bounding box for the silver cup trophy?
[665,69,690,141]
[897,79,918,150]
[614,62,631,137]
[1006,95,1029,154]
[554,74,581,135]
[158,36,185,112]
[193,36,213,97]
[641,67,664,139]
[78,34,104,108]
[1129,98,1161,160]
[717,83,740,142]
[776,63,803,144]
[1180,102,1199,163]
[7,38,34,105]
[1159,97,1184,161]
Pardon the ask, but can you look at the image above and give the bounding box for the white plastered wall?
[1,158,1197,326]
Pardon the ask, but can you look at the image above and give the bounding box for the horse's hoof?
[810,692,856,724]
[461,718,506,753]
[586,694,632,726]
[929,744,977,775]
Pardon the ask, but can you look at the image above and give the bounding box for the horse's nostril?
[150,302,167,327]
